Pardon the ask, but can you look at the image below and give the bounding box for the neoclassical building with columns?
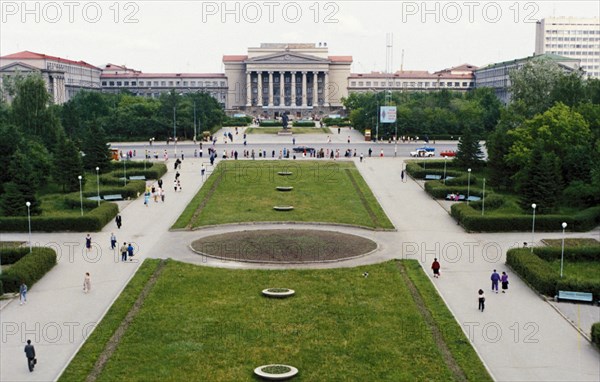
[223,43,352,118]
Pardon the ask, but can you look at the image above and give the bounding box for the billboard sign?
[379,106,397,123]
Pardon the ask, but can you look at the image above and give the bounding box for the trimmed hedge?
[292,121,316,127]
[322,117,351,126]
[259,120,282,127]
[533,247,600,262]
[0,202,119,232]
[507,248,600,299]
[0,246,29,265]
[424,181,484,200]
[0,247,57,293]
[452,204,600,232]
[107,163,167,181]
[405,162,467,180]
[592,323,600,347]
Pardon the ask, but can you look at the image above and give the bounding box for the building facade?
[474,53,581,104]
[535,17,600,79]
[223,43,352,118]
[0,51,102,104]
[100,64,228,108]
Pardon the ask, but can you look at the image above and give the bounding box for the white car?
[410,149,435,157]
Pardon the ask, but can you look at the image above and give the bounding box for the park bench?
[86,196,102,201]
[467,196,482,202]
[129,175,146,181]
[103,194,123,201]
[557,291,593,303]
[424,174,442,180]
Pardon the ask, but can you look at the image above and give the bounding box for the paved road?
[0,141,598,380]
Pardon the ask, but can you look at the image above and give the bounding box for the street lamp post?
[531,203,537,252]
[560,222,567,278]
[481,178,486,216]
[375,98,379,142]
[193,99,197,142]
[78,175,83,216]
[26,201,32,254]
[443,156,448,185]
[466,168,472,204]
[95,167,100,207]
[173,105,177,155]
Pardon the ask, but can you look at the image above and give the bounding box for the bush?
[0,202,119,232]
[292,121,316,127]
[405,162,465,180]
[592,323,600,348]
[259,120,282,127]
[533,247,600,262]
[506,249,558,296]
[0,247,57,293]
[322,117,351,126]
[223,116,251,126]
[451,204,600,232]
[0,247,31,265]
[469,195,505,211]
[424,181,484,200]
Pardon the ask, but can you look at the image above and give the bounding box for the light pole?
[481,178,486,216]
[443,156,448,185]
[173,105,177,155]
[560,222,567,278]
[123,155,127,186]
[95,167,100,207]
[193,98,197,142]
[531,203,537,252]
[466,168,472,204]
[26,201,32,254]
[375,97,379,142]
[78,175,83,216]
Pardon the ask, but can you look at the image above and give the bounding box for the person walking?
[127,243,134,261]
[115,214,122,229]
[360,153,364,162]
[24,340,36,372]
[160,188,165,202]
[478,289,486,312]
[110,233,117,250]
[144,191,150,207]
[368,148,372,157]
[491,270,500,293]
[85,234,92,252]
[431,258,441,278]
[19,281,27,305]
[120,242,128,262]
[83,272,91,293]
[501,272,509,293]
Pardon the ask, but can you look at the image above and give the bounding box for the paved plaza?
[1,129,599,381]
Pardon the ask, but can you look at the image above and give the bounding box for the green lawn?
[60,260,490,381]
[246,127,330,134]
[547,260,600,282]
[173,161,394,229]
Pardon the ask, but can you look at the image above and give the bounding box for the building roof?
[476,53,579,71]
[103,63,142,73]
[329,56,353,62]
[100,73,226,79]
[349,69,474,80]
[223,55,248,62]
[0,50,101,70]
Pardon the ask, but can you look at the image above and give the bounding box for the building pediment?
[246,52,330,65]
[0,62,41,73]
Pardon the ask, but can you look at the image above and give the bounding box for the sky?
[1,1,598,73]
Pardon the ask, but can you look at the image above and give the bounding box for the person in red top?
[431,258,441,278]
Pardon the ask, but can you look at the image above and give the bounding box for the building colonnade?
[245,70,329,108]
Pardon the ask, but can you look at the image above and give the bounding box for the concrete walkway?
[1,156,599,381]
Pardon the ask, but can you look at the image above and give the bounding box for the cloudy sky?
[1,1,598,73]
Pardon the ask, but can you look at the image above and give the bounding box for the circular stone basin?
[254,365,298,380]
[276,186,294,191]
[273,206,294,211]
[277,172,293,176]
[191,229,378,263]
[262,288,295,298]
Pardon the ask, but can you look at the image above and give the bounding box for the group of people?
[431,259,509,313]
[144,180,167,206]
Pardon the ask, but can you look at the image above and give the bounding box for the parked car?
[440,150,457,158]
[410,147,435,157]
[292,146,316,154]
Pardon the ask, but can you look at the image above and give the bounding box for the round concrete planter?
[277,172,293,176]
[262,288,295,298]
[273,206,294,211]
[276,186,293,191]
[254,364,298,380]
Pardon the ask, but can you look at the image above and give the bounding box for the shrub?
[322,117,351,126]
[0,279,3,295]
[292,121,316,127]
[592,323,600,348]
[424,181,484,200]
[0,246,31,265]
[556,279,600,301]
[533,247,600,262]
[469,195,505,211]
[259,120,282,127]
[506,249,558,296]
[223,117,251,126]
[405,162,465,180]
[0,247,57,293]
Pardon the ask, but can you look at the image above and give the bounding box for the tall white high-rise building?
[535,17,600,78]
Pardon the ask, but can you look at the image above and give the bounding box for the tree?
[517,144,563,213]
[509,57,564,117]
[0,149,39,216]
[455,127,484,169]
[81,123,112,173]
[53,137,84,192]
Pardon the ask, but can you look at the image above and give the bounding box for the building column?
[324,72,330,107]
[268,71,274,107]
[246,71,252,106]
[312,71,319,106]
[291,72,296,106]
[257,72,263,106]
[279,71,285,106]
[301,71,307,107]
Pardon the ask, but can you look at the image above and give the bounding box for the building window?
[191,81,196,86]
[454,82,460,86]
[124,81,129,86]
[351,81,356,86]
[138,81,144,86]
[168,81,174,86]
[116,81,122,86]
[161,81,166,86]
[109,81,114,86]
[102,81,107,86]
[183,81,188,86]
[366,81,371,86]
[373,81,378,86]
[220,81,225,86]
[462,82,467,87]
[213,81,218,86]
[153,81,159,86]
[358,81,364,86]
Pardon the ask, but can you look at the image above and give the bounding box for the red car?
[440,150,456,158]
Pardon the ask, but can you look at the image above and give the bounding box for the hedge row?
[452,204,600,232]
[424,182,484,200]
[0,202,119,232]
[507,249,600,299]
[322,117,351,126]
[405,162,468,181]
[0,247,57,294]
[259,120,282,127]
[533,247,600,262]
[292,121,316,127]
[0,246,30,265]
[107,163,167,180]
[592,323,600,348]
